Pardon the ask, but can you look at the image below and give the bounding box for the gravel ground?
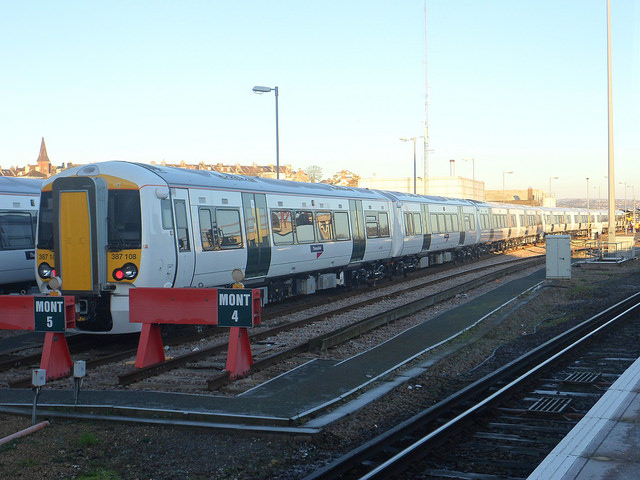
[1,256,639,480]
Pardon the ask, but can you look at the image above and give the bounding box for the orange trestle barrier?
[0,295,76,380]
[129,288,261,380]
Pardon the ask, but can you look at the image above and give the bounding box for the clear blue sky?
[1,1,638,199]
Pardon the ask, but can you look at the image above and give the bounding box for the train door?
[171,188,195,287]
[242,192,271,278]
[349,199,365,262]
[52,176,108,295]
[421,204,432,251]
[457,206,465,245]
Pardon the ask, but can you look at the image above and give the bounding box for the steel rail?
[305,291,640,480]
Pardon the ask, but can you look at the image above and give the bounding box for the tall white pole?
[607,0,616,243]
[423,0,429,195]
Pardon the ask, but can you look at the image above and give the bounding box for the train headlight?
[38,262,54,279]
[113,263,138,281]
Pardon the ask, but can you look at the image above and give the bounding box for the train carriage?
[35,161,613,334]
[0,177,42,291]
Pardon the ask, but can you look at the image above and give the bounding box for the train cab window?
[161,199,173,230]
[108,190,141,250]
[37,191,53,249]
[378,213,390,237]
[199,208,216,251]
[0,212,34,250]
[216,209,242,249]
[174,199,190,252]
[271,210,293,245]
[316,211,334,242]
[295,210,315,243]
[334,211,351,240]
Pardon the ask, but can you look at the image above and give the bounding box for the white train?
[0,176,42,292]
[35,161,610,334]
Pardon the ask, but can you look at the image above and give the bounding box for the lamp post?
[619,181,628,215]
[252,85,280,179]
[549,176,559,199]
[502,170,513,194]
[462,157,475,181]
[586,177,590,223]
[400,136,423,194]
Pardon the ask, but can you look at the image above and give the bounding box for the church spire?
[36,137,51,174]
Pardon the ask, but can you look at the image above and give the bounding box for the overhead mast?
[423,0,429,195]
[606,0,615,244]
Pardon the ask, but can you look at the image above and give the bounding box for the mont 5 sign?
[34,297,66,332]
[217,289,254,327]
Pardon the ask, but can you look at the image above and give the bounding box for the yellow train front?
[36,164,145,333]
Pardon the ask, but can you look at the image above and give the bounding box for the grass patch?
[0,440,18,453]
[74,468,122,480]
[19,458,37,467]
[74,431,100,448]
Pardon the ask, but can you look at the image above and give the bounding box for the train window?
[445,214,453,232]
[108,190,141,250]
[295,210,315,243]
[216,209,242,248]
[378,213,390,237]
[173,199,190,252]
[161,199,173,230]
[413,213,422,235]
[37,191,53,249]
[271,210,294,245]
[464,214,474,231]
[452,214,461,232]
[334,212,350,241]
[316,211,334,242]
[365,215,379,238]
[403,213,413,236]
[510,215,516,227]
[0,212,34,250]
[430,214,440,234]
[199,208,216,251]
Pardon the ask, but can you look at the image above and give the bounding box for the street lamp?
[586,177,590,223]
[502,170,513,193]
[549,176,559,198]
[252,85,280,179]
[462,157,475,181]
[400,136,423,194]
[619,181,630,215]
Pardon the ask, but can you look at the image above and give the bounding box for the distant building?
[485,188,549,206]
[0,139,312,183]
[357,175,485,201]
[151,160,310,182]
[323,170,360,187]
[0,138,72,178]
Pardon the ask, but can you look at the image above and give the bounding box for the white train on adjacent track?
[35,161,610,334]
[0,176,42,292]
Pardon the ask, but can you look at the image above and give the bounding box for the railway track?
[1,253,543,391]
[304,291,640,480]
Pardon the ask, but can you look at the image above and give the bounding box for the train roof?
[0,176,44,195]
[47,162,489,206]
[45,162,395,201]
